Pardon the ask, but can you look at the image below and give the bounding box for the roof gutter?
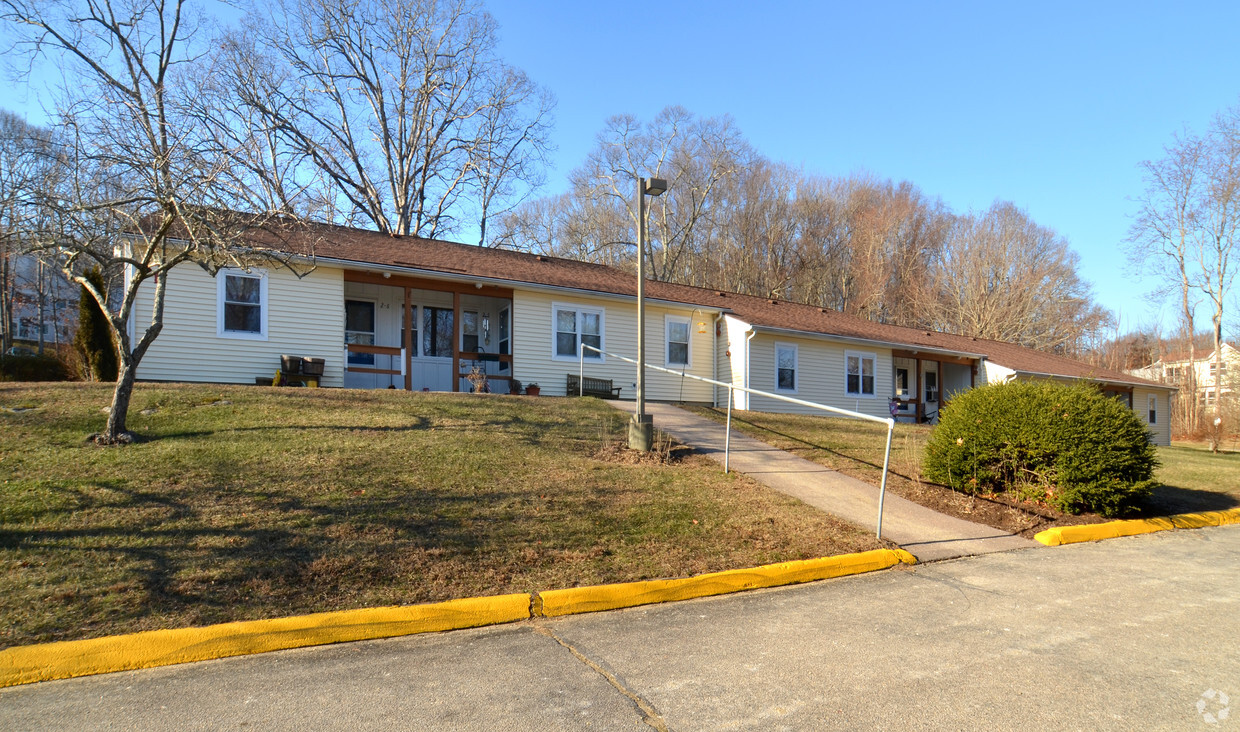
[312,254,730,314]
[1009,368,1178,391]
[745,323,988,361]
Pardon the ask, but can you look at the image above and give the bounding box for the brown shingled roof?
[280,221,1168,390]
[672,288,1167,389]
[296,221,724,307]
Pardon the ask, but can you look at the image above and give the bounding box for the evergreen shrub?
[73,267,118,382]
[922,380,1158,517]
[0,353,68,381]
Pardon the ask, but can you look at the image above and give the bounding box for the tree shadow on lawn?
[722,413,917,479]
[144,411,562,443]
[1141,483,1240,517]
[148,418,433,441]
[0,477,538,646]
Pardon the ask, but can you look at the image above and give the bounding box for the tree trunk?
[36,260,46,355]
[0,252,10,353]
[1211,317,1225,453]
[101,358,138,444]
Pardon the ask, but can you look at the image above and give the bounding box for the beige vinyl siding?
[133,263,345,386]
[719,315,752,409]
[1134,386,1172,446]
[982,360,1015,385]
[745,333,893,420]
[511,289,716,402]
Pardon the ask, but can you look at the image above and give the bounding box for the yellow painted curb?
[538,548,916,618]
[0,593,530,689]
[0,548,920,688]
[1034,507,1240,546]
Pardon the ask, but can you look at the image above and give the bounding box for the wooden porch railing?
[345,344,403,376]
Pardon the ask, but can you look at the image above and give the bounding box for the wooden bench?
[567,373,622,400]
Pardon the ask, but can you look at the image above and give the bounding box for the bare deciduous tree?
[0,110,57,353]
[229,0,553,243]
[1,0,314,443]
[497,108,1108,355]
[571,107,750,281]
[1128,100,1240,444]
[928,202,1107,352]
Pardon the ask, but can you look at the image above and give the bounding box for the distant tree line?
[495,107,1111,354]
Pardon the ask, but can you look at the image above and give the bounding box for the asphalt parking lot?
[3,524,1238,731]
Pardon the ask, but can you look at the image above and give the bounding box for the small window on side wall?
[552,303,603,361]
[666,315,690,367]
[218,269,268,340]
[846,351,876,397]
[1148,395,1157,425]
[776,343,797,392]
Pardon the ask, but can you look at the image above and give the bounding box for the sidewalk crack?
[532,624,671,732]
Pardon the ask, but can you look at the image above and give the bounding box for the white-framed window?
[1148,394,1157,425]
[666,315,690,367]
[775,343,797,392]
[345,299,376,366]
[846,351,876,397]
[217,269,268,340]
[552,303,603,361]
[15,317,50,341]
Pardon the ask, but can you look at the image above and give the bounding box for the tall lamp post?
[629,175,668,451]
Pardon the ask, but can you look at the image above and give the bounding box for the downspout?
[712,312,725,407]
[744,327,757,411]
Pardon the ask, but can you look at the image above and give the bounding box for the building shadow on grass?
[1142,483,1240,517]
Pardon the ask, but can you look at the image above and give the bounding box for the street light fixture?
[629,175,668,451]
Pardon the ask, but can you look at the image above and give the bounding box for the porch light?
[630,175,669,452]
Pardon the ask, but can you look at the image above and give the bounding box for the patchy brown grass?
[0,383,878,648]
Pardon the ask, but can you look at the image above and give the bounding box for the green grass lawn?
[1150,443,1240,515]
[0,383,879,648]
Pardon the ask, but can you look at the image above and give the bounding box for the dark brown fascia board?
[1007,368,1177,391]
[316,254,731,315]
[739,321,988,361]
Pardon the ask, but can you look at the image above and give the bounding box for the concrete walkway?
[614,402,1036,561]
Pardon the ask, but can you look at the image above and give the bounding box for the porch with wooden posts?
[890,349,979,424]
[342,271,515,393]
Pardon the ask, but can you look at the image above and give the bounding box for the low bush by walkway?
[924,381,1157,517]
[0,383,879,648]
[689,404,1240,535]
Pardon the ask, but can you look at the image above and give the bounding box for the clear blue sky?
[5,1,1239,337]
[487,0,1240,336]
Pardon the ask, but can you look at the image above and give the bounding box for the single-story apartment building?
[129,222,1175,445]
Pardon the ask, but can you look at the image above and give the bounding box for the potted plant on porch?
[524,382,540,396]
[508,378,523,395]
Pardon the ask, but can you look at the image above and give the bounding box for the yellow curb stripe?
[0,548,919,688]
[1169,508,1240,530]
[1034,507,1240,546]
[538,548,916,618]
[0,594,530,689]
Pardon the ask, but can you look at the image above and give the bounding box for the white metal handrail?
[579,343,896,539]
